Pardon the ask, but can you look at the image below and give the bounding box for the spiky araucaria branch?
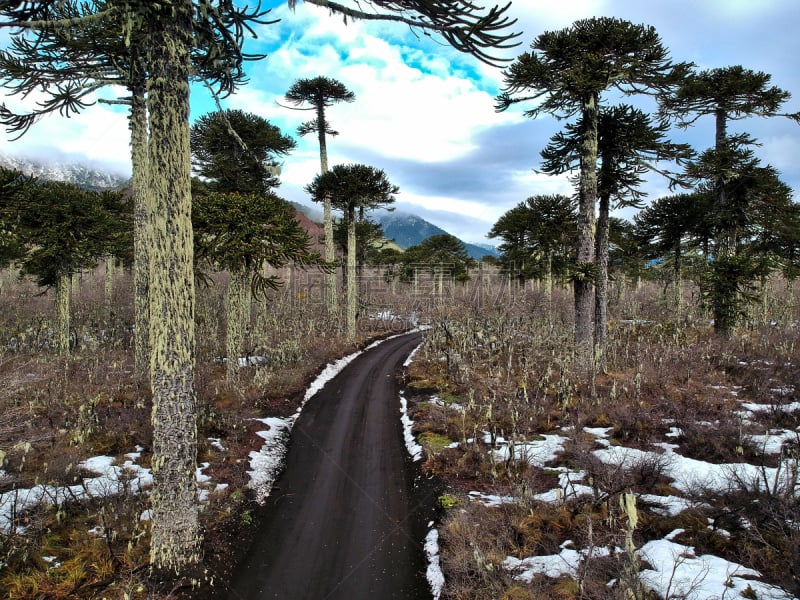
[292,0,521,66]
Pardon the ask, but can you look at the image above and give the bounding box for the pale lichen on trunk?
[146,0,201,575]
[346,206,357,342]
[104,257,115,323]
[594,194,610,374]
[55,271,71,356]
[318,106,338,315]
[131,76,152,391]
[226,269,251,382]
[575,94,599,373]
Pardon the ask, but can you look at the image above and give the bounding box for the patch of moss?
[418,431,454,453]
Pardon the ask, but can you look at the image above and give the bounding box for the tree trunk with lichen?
[318,106,338,315]
[104,258,115,323]
[346,205,357,342]
[226,269,250,382]
[55,271,70,356]
[131,74,151,391]
[146,1,201,576]
[575,94,598,374]
[594,192,609,374]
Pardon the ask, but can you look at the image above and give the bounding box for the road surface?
[228,331,435,599]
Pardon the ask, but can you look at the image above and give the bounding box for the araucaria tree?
[191,109,296,195]
[191,109,302,381]
[193,190,319,382]
[489,194,576,299]
[661,65,800,335]
[9,180,131,355]
[496,17,689,372]
[540,105,692,369]
[306,164,397,342]
[284,76,355,313]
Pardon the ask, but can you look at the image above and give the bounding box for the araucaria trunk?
[319,107,338,314]
[346,207,357,341]
[146,1,201,575]
[226,269,251,382]
[594,194,609,373]
[55,272,70,355]
[131,75,151,391]
[575,95,599,372]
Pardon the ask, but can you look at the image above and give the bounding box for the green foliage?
[489,194,576,283]
[418,431,455,453]
[496,16,689,118]
[190,109,295,195]
[402,234,476,282]
[306,163,398,216]
[542,105,693,209]
[284,75,355,140]
[192,190,322,298]
[0,166,34,266]
[10,179,131,288]
[437,494,458,509]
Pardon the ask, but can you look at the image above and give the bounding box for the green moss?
[418,431,454,453]
[438,494,458,509]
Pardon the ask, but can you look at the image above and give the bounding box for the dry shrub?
[438,500,523,599]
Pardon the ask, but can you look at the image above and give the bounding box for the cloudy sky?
[2,0,800,244]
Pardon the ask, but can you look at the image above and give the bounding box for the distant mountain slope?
[289,201,324,225]
[375,212,498,260]
[0,153,129,191]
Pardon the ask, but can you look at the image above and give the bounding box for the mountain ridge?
[0,152,130,191]
[375,211,498,260]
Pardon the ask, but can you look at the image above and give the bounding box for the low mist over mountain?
[1,153,499,260]
[0,153,129,191]
[375,211,498,260]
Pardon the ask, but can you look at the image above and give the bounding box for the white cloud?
[2,0,799,244]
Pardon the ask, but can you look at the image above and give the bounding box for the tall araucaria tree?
[496,17,690,373]
[283,76,355,313]
[540,104,692,370]
[660,65,800,335]
[306,164,397,342]
[193,190,320,382]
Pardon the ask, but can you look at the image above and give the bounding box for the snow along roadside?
[397,333,445,600]
[247,327,429,503]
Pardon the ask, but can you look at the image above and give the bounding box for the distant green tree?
[306,164,397,341]
[0,167,33,267]
[635,193,709,309]
[488,195,576,298]
[403,234,475,288]
[496,17,689,370]
[661,65,800,334]
[193,190,319,380]
[607,217,648,287]
[190,109,295,195]
[12,181,131,354]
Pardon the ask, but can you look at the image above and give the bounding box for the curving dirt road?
[228,331,436,599]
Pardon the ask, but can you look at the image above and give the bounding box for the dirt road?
[228,331,435,599]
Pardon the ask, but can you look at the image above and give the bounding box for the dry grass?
[405,279,800,599]
[0,265,417,598]
[2,267,799,598]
